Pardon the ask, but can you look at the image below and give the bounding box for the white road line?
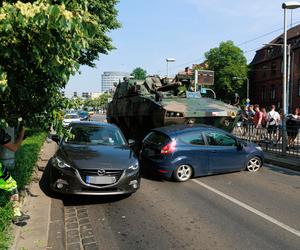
[192,179,300,238]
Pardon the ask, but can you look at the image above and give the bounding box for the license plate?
[86,176,116,184]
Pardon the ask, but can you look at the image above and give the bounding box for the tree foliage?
[131,67,147,80]
[0,0,119,128]
[204,41,248,101]
[83,93,111,110]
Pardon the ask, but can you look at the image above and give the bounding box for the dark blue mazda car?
[140,124,264,181]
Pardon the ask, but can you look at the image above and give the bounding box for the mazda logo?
[97,169,106,176]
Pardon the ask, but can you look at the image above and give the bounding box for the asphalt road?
[62,164,300,250]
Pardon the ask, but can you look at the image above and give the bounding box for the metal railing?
[232,122,300,158]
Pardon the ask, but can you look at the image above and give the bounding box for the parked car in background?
[140,124,264,182]
[50,122,140,195]
[63,113,81,127]
[78,111,90,121]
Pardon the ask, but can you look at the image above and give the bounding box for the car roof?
[152,123,224,137]
[65,113,79,116]
[70,121,119,129]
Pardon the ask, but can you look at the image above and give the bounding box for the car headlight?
[53,157,71,169]
[128,162,139,171]
[255,146,263,151]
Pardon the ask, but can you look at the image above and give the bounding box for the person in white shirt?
[266,105,280,142]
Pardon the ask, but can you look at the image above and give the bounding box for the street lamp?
[166,58,176,78]
[281,1,300,154]
[232,77,249,101]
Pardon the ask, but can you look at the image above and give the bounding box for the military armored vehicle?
[107,75,239,142]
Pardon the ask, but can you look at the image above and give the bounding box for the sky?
[65,0,300,94]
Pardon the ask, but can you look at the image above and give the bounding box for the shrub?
[0,129,46,250]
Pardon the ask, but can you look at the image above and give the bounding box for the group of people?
[239,104,300,150]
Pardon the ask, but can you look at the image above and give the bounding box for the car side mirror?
[51,134,61,143]
[236,140,243,150]
[128,139,135,146]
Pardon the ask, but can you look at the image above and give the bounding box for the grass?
[0,129,46,250]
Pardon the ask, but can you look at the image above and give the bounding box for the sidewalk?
[11,139,65,250]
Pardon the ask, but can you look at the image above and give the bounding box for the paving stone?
[66,235,81,244]
[82,237,96,245]
[65,212,77,218]
[84,243,99,250]
[67,229,79,238]
[76,208,87,213]
[66,217,78,224]
[78,212,89,219]
[81,229,94,239]
[79,218,90,225]
[66,222,79,230]
[67,242,82,250]
[65,208,76,214]
[80,224,92,232]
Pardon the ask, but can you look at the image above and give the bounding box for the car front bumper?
[50,164,140,195]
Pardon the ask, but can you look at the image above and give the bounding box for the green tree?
[84,93,111,111]
[131,67,147,80]
[204,41,248,101]
[0,0,120,128]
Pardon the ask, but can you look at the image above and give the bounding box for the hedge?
[0,129,46,250]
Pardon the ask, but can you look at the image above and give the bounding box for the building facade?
[250,25,300,112]
[101,71,130,92]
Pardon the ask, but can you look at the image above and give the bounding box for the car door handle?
[210,150,217,153]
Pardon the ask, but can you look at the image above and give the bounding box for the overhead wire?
[155,19,300,75]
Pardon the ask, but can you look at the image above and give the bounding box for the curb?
[265,158,300,172]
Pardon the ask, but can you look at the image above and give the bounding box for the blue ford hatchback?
[140,124,264,181]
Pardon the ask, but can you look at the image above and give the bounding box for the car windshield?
[65,114,79,119]
[65,125,126,146]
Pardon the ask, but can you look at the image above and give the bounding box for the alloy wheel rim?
[177,165,191,181]
[247,158,261,172]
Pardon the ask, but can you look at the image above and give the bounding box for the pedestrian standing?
[286,107,300,150]
[253,104,263,141]
[266,105,280,142]
[247,105,256,136]
[0,126,30,225]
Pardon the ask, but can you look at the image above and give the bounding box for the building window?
[262,65,267,78]
[271,63,276,76]
[262,86,267,102]
[270,85,276,100]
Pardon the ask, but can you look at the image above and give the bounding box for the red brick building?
[250,25,300,112]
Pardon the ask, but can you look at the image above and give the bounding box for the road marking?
[192,179,300,238]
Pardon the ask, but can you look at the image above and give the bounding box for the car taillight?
[161,140,176,154]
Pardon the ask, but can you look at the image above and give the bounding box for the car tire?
[246,156,262,172]
[173,164,193,182]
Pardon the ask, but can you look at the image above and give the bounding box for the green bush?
[0,129,46,250]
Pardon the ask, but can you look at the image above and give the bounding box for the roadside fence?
[232,122,300,158]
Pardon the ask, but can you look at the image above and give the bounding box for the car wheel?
[246,156,262,172]
[173,164,193,182]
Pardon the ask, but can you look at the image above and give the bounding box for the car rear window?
[65,114,79,119]
[143,131,171,147]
